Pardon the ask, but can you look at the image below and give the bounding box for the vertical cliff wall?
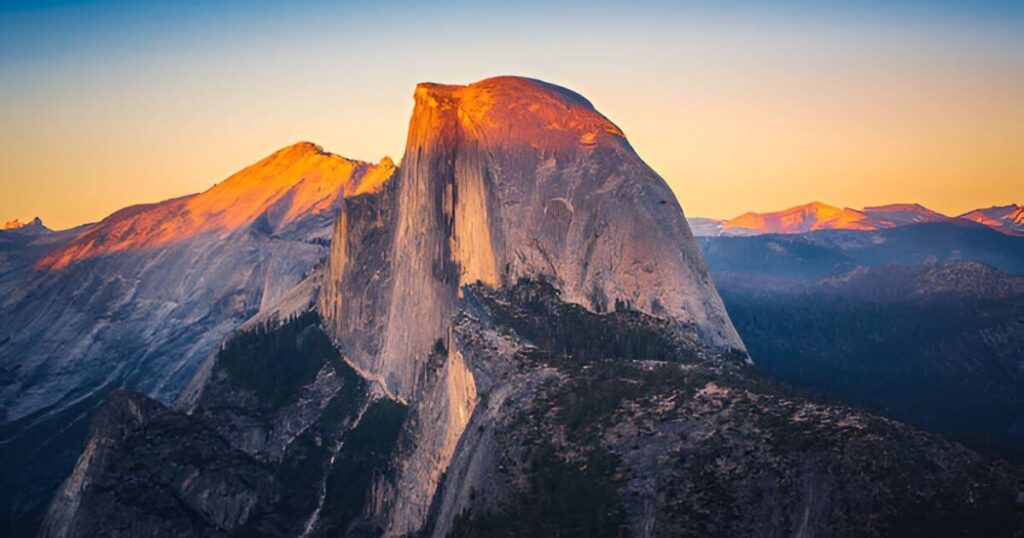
[322,76,743,401]
[315,76,746,534]
[318,178,397,373]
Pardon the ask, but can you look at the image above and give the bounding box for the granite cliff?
[34,77,1024,538]
[321,77,741,402]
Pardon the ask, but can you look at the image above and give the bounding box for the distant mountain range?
[697,219,1024,463]
[689,201,1024,237]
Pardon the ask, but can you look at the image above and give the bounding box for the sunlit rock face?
[323,76,743,402]
[315,76,745,535]
[724,202,885,234]
[37,142,394,270]
[720,202,956,236]
[959,203,1024,237]
[3,142,396,422]
[0,143,394,533]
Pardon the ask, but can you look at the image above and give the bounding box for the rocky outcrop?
[38,390,276,538]
[322,77,742,404]
[312,76,746,535]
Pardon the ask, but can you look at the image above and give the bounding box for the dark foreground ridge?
[40,281,1024,537]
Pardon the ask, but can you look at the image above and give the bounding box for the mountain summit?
[316,76,743,534]
[724,201,880,234]
[2,216,47,232]
[322,76,743,402]
[959,204,1024,236]
[692,201,1021,236]
[36,142,395,270]
[409,77,627,151]
[860,203,947,225]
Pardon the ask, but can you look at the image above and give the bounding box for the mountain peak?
[3,218,26,230]
[3,216,47,232]
[278,140,325,157]
[805,201,837,209]
[408,76,627,152]
[861,203,947,226]
[864,202,928,212]
[958,203,1024,236]
[324,76,743,404]
[692,200,1024,237]
[37,144,396,270]
[724,202,873,234]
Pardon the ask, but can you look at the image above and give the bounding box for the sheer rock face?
[317,179,398,380]
[313,76,745,535]
[372,331,480,536]
[323,76,743,402]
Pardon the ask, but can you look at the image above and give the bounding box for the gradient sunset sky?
[1,0,1021,229]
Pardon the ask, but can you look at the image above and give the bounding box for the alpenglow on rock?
[320,76,744,399]
[0,142,395,534]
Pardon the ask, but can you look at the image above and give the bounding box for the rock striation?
[314,78,746,534]
[321,76,743,403]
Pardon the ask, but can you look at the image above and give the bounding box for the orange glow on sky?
[1,2,1020,229]
[37,143,394,269]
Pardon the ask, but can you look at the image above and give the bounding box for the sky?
[1,0,1021,229]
